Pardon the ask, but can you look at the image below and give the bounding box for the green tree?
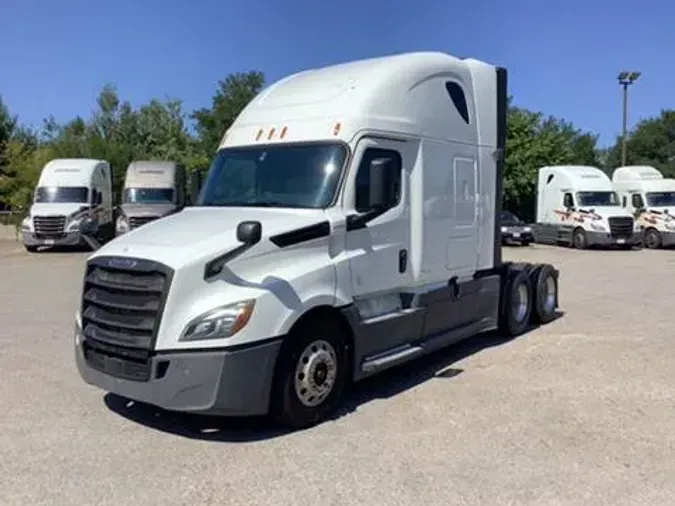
[504,106,601,221]
[605,110,675,177]
[192,71,265,155]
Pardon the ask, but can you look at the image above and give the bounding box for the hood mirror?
[237,221,262,245]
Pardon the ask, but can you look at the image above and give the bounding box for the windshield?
[576,191,619,207]
[500,211,521,224]
[34,186,88,204]
[123,188,174,204]
[646,192,675,207]
[197,143,348,209]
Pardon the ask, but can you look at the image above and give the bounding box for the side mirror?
[368,158,394,210]
[237,220,262,245]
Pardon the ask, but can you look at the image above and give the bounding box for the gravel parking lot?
[1,241,674,506]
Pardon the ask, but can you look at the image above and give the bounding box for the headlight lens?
[500,226,507,233]
[116,216,129,233]
[21,217,31,231]
[665,221,675,231]
[180,300,256,342]
[523,226,531,232]
[590,222,605,231]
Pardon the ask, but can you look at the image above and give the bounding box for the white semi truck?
[74,52,561,429]
[116,160,187,236]
[612,165,675,249]
[21,158,114,252]
[533,165,641,249]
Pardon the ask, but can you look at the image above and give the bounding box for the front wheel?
[271,318,350,430]
[24,245,38,253]
[644,228,662,249]
[572,227,587,249]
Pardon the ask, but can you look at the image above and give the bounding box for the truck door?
[344,137,413,304]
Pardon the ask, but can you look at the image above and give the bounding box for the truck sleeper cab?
[533,165,641,249]
[74,52,561,430]
[21,158,114,252]
[612,165,675,249]
[116,160,187,235]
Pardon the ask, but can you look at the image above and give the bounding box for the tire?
[499,267,533,337]
[271,317,350,430]
[644,228,661,249]
[24,245,38,253]
[528,264,558,324]
[521,240,531,247]
[572,227,586,249]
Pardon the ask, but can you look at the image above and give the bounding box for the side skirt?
[342,274,502,382]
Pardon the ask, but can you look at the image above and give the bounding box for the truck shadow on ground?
[104,311,564,442]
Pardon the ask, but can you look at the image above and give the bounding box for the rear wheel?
[529,264,558,324]
[572,227,586,249]
[271,318,350,430]
[644,228,662,249]
[499,268,533,337]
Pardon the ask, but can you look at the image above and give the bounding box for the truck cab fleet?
[16,51,673,429]
[68,51,563,430]
[532,164,675,250]
[21,159,203,251]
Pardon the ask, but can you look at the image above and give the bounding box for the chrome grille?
[34,215,66,238]
[129,216,159,229]
[80,257,173,382]
[608,217,634,238]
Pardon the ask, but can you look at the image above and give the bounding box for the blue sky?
[0,0,671,147]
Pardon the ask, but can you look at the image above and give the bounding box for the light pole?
[617,71,641,166]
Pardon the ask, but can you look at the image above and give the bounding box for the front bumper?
[75,337,283,416]
[501,230,533,243]
[22,231,83,247]
[585,230,643,247]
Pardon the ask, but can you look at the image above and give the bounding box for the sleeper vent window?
[445,82,470,124]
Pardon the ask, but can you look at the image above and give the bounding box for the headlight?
[523,226,532,233]
[180,300,256,342]
[665,221,675,231]
[590,222,606,231]
[116,216,129,233]
[500,226,507,233]
[67,219,82,231]
[21,217,31,231]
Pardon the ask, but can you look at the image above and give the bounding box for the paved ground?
[1,242,674,505]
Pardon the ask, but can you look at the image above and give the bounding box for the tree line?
[1,70,674,222]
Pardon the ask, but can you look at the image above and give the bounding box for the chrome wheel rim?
[294,340,338,407]
[512,283,530,322]
[543,275,556,313]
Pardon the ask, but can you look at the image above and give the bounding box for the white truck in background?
[21,158,114,252]
[533,165,641,249]
[115,161,187,236]
[74,51,561,430]
[612,165,675,249]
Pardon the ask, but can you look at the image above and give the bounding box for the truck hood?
[30,203,89,218]
[577,206,632,219]
[120,203,176,218]
[94,207,330,268]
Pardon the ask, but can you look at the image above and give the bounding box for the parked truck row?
[530,164,675,250]
[20,159,204,252]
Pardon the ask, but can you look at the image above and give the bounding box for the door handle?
[399,249,407,273]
